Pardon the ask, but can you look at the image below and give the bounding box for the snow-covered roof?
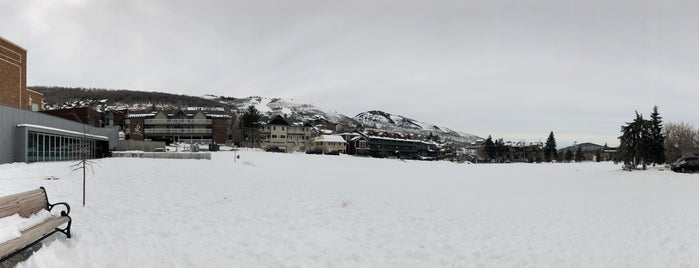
[206,114,231,118]
[367,135,437,146]
[17,124,110,140]
[314,135,347,143]
[128,113,156,118]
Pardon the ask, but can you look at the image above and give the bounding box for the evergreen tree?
[575,146,584,162]
[648,106,665,165]
[544,131,557,162]
[595,149,602,162]
[564,149,574,162]
[495,138,508,162]
[483,135,496,161]
[240,105,262,147]
[619,112,652,170]
[241,105,262,128]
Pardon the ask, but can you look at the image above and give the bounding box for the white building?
[310,135,347,154]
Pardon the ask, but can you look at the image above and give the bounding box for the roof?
[267,115,292,126]
[314,135,347,143]
[17,124,109,140]
[206,114,231,118]
[127,113,156,118]
[0,35,27,51]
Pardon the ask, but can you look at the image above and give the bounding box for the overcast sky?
[3,0,699,146]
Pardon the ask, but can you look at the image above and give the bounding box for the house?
[340,133,369,156]
[309,135,347,154]
[258,115,315,152]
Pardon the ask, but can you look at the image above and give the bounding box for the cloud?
[2,0,699,146]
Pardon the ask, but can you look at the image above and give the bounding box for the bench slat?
[0,189,48,218]
[0,216,70,259]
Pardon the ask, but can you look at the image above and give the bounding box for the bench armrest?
[48,202,71,216]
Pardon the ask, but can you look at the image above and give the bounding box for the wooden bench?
[0,187,72,263]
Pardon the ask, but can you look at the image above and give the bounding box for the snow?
[2,153,699,266]
[0,210,54,244]
[16,124,109,140]
[315,135,347,143]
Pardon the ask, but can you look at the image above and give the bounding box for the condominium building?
[125,110,232,144]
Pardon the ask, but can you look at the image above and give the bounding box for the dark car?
[325,150,340,155]
[305,149,323,154]
[671,157,699,173]
[265,146,285,153]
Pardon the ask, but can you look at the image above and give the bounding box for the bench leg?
[55,216,72,239]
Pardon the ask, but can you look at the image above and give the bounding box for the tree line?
[31,86,227,110]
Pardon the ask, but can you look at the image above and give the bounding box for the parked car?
[265,146,285,153]
[671,157,699,173]
[153,148,165,152]
[305,149,323,154]
[325,150,340,155]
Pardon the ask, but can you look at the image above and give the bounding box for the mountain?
[218,96,359,127]
[355,110,482,144]
[32,86,481,144]
[558,142,605,153]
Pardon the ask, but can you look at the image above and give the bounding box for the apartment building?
[125,110,231,144]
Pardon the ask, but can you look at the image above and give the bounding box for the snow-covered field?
[2,151,699,267]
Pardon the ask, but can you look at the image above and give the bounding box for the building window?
[26,131,103,163]
[272,135,277,138]
[281,135,286,139]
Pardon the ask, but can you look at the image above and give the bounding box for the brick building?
[0,36,43,111]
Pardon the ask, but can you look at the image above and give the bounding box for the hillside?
[31,86,226,111]
[31,86,480,144]
[558,142,606,153]
[355,110,482,144]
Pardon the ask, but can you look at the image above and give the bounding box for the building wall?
[310,141,347,153]
[211,118,228,144]
[25,89,43,111]
[259,124,314,152]
[0,36,27,110]
[127,117,145,140]
[0,104,118,164]
[40,107,102,126]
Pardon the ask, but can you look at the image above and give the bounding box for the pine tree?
[241,105,262,147]
[483,135,496,161]
[544,131,557,162]
[495,138,507,162]
[564,149,574,162]
[575,146,584,162]
[648,106,665,165]
[595,149,602,162]
[619,111,652,170]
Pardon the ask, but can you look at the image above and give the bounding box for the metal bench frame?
[0,187,72,263]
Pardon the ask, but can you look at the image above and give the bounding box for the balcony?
[145,119,212,125]
[144,128,212,134]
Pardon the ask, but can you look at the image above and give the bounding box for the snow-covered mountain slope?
[36,86,481,144]
[355,110,482,144]
[220,97,359,127]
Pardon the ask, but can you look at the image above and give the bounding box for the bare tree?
[70,114,97,207]
[664,122,698,163]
